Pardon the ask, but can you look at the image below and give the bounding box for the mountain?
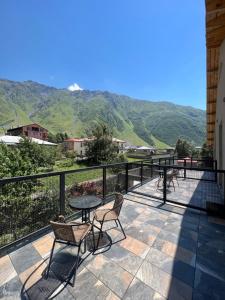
[0,79,206,147]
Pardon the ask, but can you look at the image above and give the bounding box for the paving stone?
[85,254,133,298]
[146,248,195,287]
[123,277,165,300]
[67,267,110,300]
[119,235,150,258]
[54,287,75,300]
[194,268,225,299]
[124,225,157,247]
[0,254,17,286]
[136,260,192,299]
[0,276,23,299]
[196,243,225,281]
[23,270,65,300]
[19,259,47,290]
[9,243,42,274]
[104,244,143,275]
[33,234,54,258]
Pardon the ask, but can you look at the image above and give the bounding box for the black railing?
[0,160,143,253]
[132,162,225,213]
[0,157,223,254]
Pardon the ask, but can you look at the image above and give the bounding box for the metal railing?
[0,157,223,254]
[0,160,143,253]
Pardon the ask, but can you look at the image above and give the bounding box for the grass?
[151,135,170,149]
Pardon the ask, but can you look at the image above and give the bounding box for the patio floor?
[135,170,223,209]
[1,192,225,299]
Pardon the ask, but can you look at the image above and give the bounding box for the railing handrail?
[0,159,146,184]
[142,163,224,173]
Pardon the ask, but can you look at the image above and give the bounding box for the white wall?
[214,38,225,172]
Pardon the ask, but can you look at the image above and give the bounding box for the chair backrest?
[171,169,179,176]
[50,221,75,243]
[113,193,124,217]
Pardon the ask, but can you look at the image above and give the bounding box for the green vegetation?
[151,135,169,149]
[85,122,125,164]
[201,142,213,159]
[175,138,194,158]
[0,79,205,146]
[48,132,69,143]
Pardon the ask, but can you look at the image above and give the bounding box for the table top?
[69,195,102,210]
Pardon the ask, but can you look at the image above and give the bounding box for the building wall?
[7,124,48,141]
[63,140,87,156]
[214,38,225,173]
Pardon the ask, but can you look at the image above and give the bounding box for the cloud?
[67,83,83,91]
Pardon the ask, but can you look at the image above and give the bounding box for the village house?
[7,123,48,141]
[63,137,126,156]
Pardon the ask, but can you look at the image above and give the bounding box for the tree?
[175,139,194,158]
[48,132,69,143]
[19,138,56,169]
[85,123,118,164]
[201,142,213,159]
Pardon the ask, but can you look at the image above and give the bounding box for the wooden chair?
[93,193,126,249]
[46,216,92,286]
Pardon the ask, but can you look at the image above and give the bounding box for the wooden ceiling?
[206,0,225,145]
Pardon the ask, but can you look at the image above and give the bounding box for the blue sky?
[0,0,206,109]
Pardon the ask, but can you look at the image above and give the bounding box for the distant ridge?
[0,79,206,147]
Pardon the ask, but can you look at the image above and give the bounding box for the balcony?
[0,158,225,299]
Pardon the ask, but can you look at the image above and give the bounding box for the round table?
[69,195,102,222]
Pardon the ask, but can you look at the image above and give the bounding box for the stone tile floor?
[135,170,223,209]
[1,192,225,299]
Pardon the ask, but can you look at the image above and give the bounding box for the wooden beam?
[207,111,216,115]
[207,13,225,27]
[207,86,217,90]
[206,0,225,12]
[207,68,219,72]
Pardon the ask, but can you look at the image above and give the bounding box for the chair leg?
[172,180,175,191]
[46,239,56,278]
[72,244,81,287]
[96,222,103,250]
[117,218,126,239]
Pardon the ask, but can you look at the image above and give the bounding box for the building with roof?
[7,123,48,141]
[63,138,94,156]
[206,0,225,179]
[63,137,126,156]
[0,135,57,146]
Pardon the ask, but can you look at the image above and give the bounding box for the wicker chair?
[166,169,179,191]
[46,216,92,286]
[156,169,179,191]
[93,193,126,249]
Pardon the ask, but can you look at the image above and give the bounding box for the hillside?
[0,79,206,146]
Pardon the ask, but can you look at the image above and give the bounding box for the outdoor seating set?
[46,192,126,286]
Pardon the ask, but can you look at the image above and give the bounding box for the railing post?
[59,173,65,215]
[215,160,218,183]
[184,159,186,179]
[125,163,129,193]
[102,166,106,200]
[173,156,175,165]
[163,167,167,204]
[191,157,193,168]
[140,162,143,185]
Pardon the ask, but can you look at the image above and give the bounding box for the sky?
[0,0,206,109]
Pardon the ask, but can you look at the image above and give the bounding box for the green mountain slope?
[0,79,206,146]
